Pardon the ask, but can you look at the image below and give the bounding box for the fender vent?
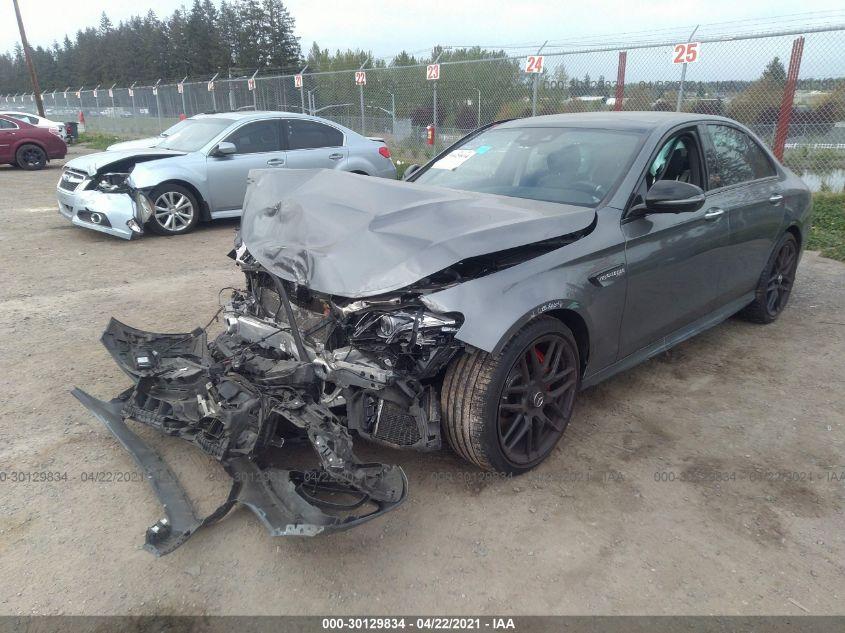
[373,401,421,447]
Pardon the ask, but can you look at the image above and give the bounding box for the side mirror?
[640,180,706,215]
[402,164,422,180]
[212,141,236,157]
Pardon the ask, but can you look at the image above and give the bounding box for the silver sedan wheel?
[153,191,194,232]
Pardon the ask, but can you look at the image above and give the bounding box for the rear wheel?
[146,184,200,236]
[738,233,799,324]
[441,317,580,474]
[16,144,47,170]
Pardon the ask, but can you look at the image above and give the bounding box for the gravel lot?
[1,146,843,616]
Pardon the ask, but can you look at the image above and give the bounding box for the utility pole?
[12,0,44,117]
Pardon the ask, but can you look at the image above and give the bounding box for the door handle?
[769,193,784,205]
[704,208,725,221]
[328,153,344,160]
[266,158,285,166]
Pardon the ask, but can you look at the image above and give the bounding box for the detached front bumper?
[56,186,141,240]
[72,318,408,555]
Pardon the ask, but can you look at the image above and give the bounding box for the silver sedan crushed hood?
[240,169,596,297]
[64,148,186,176]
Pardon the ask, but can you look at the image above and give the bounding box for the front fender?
[420,207,628,376]
[128,154,208,196]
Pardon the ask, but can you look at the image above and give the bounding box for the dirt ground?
[0,146,843,616]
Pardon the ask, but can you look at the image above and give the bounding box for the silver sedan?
[56,111,396,239]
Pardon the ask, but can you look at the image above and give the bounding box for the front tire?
[146,184,200,236]
[738,232,799,324]
[16,144,47,170]
[441,317,580,474]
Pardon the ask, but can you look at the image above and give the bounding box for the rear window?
[285,120,344,150]
[705,124,777,188]
[413,126,643,208]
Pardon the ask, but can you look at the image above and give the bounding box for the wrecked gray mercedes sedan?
[74,113,811,554]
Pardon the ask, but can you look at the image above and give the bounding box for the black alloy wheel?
[497,333,578,467]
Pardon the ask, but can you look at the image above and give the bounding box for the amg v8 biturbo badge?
[590,265,626,287]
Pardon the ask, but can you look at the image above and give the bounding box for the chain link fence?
[5,25,845,189]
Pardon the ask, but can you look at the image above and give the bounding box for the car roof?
[0,110,42,117]
[192,110,332,122]
[499,111,735,133]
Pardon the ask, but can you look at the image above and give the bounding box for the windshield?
[160,119,191,137]
[157,118,235,152]
[413,126,644,207]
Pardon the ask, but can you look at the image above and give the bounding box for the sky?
[2,0,845,60]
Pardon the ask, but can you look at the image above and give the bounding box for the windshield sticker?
[431,149,476,170]
[475,145,492,154]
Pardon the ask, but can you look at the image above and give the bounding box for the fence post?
[476,88,481,126]
[773,36,805,161]
[179,75,188,116]
[358,59,369,134]
[297,64,308,114]
[250,69,259,110]
[431,51,444,154]
[153,78,162,131]
[531,41,548,117]
[675,25,699,112]
[614,51,627,111]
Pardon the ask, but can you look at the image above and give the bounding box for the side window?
[705,124,776,189]
[224,120,281,154]
[628,130,703,211]
[0,118,17,130]
[285,120,343,150]
[645,131,703,189]
[9,114,35,125]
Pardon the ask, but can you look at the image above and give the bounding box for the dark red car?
[0,113,67,170]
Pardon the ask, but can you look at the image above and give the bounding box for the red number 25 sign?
[672,42,700,64]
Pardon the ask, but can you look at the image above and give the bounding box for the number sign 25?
[672,42,700,64]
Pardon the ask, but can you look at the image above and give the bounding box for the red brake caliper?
[533,346,551,391]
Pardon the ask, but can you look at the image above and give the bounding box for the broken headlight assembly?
[96,172,131,193]
[376,311,459,344]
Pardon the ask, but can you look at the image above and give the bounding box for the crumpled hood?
[64,148,185,176]
[106,136,163,151]
[241,169,596,297]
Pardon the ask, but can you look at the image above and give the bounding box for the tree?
[261,0,300,70]
[728,57,788,126]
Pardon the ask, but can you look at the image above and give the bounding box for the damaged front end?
[73,247,470,555]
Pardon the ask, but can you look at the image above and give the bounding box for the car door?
[700,123,784,304]
[0,118,17,162]
[282,119,348,169]
[205,118,286,214]
[619,126,731,358]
